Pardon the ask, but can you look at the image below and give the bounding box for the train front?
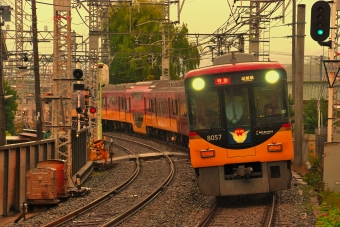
[184,61,293,196]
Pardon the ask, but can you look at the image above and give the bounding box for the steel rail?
[41,142,140,227]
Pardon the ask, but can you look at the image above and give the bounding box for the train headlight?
[192,78,205,90]
[265,71,279,83]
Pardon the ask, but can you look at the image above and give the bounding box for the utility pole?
[293,4,305,167]
[292,0,296,98]
[31,0,42,140]
[0,9,5,146]
[161,0,170,80]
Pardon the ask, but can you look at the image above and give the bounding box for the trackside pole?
[327,0,337,142]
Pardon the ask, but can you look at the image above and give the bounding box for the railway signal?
[76,107,83,114]
[73,69,85,91]
[89,106,96,114]
[310,1,330,42]
[73,69,83,80]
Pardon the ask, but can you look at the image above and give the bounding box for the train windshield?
[224,87,251,128]
[188,90,221,130]
[254,84,289,125]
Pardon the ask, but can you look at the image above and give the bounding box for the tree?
[303,98,328,134]
[108,1,200,84]
[4,80,18,135]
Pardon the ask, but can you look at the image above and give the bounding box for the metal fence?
[0,128,88,216]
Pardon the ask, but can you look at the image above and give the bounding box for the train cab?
[184,53,293,196]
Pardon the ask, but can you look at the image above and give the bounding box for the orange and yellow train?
[101,80,189,146]
[73,53,294,196]
[184,53,293,196]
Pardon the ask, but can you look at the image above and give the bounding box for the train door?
[145,97,152,125]
[125,97,131,122]
[178,92,188,135]
[224,87,255,157]
[119,96,125,121]
[151,98,156,126]
[170,97,178,132]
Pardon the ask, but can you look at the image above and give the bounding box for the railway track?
[41,135,175,227]
[196,194,276,227]
[4,132,316,227]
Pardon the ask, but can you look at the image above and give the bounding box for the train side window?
[171,99,178,116]
[112,97,118,110]
[151,99,155,113]
[157,99,168,115]
[145,98,150,113]
[120,97,125,110]
[125,98,130,112]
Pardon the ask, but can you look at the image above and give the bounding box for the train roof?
[103,80,184,92]
[150,80,184,92]
[103,83,136,91]
[185,61,285,79]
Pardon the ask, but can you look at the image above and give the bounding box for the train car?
[184,53,293,196]
[147,80,188,144]
[102,80,189,146]
[102,83,136,131]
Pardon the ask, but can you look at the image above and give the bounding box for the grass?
[303,154,340,226]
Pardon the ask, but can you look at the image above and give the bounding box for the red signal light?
[89,107,96,114]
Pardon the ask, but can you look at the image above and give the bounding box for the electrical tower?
[51,0,73,186]
[88,0,101,142]
[15,0,23,67]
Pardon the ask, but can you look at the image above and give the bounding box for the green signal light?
[317,29,324,35]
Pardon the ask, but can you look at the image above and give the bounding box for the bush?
[303,158,323,192]
[305,157,340,226]
[316,202,340,226]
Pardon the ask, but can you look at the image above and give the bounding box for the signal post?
[310,0,336,143]
[310,0,340,193]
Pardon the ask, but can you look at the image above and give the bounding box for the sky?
[177,0,330,66]
[3,0,333,67]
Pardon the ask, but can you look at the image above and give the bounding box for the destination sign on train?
[214,77,230,85]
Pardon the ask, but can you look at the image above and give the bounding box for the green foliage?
[4,80,18,135]
[316,202,340,226]
[303,157,323,192]
[319,190,340,208]
[14,121,24,135]
[303,98,328,134]
[108,0,200,84]
[304,157,340,226]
